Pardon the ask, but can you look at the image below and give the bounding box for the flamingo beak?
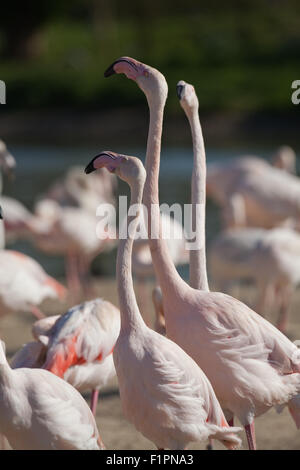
[104,57,139,80]
[176,84,184,100]
[0,206,3,220]
[85,152,125,174]
[85,159,97,174]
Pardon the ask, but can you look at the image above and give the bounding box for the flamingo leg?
[97,435,106,450]
[90,389,99,416]
[65,252,81,300]
[30,305,46,320]
[276,286,292,333]
[244,421,256,450]
[78,254,95,299]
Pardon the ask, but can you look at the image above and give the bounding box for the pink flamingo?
[37,298,120,416]
[104,56,300,449]
[206,152,300,230]
[0,340,103,449]
[85,150,241,450]
[0,250,66,320]
[10,333,116,417]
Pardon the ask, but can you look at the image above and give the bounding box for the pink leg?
[245,421,256,450]
[78,254,95,299]
[65,252,81,300]
[97,436,106,450]
[30,305,46,320]
[276,286,292,334]
[90,389,99,416]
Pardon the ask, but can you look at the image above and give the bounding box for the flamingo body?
[0,342,101,450]
[0,250,65,315]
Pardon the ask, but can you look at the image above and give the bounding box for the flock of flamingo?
[0,57,300,450]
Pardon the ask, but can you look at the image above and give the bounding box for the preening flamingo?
[209,226,300,333]
[39,298,120,416]
[0,340,102,449]
[10,334,116,417]
[206,152,300,230]
[85,150,241,450]
[105,56,300,449]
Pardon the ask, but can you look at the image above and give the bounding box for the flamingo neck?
[143,99,187,297]
[187,108,209,291]
[117,180,146,332]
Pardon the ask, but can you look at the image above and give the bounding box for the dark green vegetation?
[1,0,300,114]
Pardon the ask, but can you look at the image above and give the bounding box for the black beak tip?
[84,161,95,174]
[0,207,3,220]
[176,84,184,100]
[104,64,116,78]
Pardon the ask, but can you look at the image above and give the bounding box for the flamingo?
[34,298,120,416]
[104,56,300,449]
[85,150,241,450]
[10,337,116,417]
[0,340,103,450]
[209,226,300,333]
[206,152,300,230]
[10,310,117,416]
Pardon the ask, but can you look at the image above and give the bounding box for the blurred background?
[0,0,300,278]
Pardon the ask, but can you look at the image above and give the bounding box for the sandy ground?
[1,276,300,451]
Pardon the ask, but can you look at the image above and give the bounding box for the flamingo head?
[0,140,16,180]
[176,80,199,115]
[104,56,168,106]
[272,145,296,174]
[85,151,146,187]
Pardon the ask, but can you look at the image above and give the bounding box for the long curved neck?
[143,98,187,297]
[117,179,146,332]
[187,108,209,291]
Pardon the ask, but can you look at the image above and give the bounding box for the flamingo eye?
[143,70,149,77]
